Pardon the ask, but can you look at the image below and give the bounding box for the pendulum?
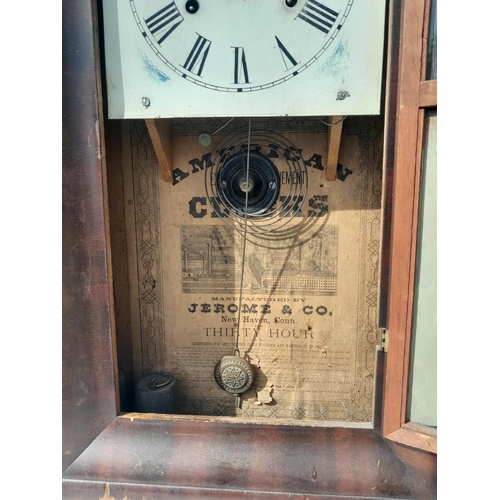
[214,349,253,395]
[213,118,254,405]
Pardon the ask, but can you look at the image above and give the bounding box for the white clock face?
[131,0,353,92]
[103,0,386,118]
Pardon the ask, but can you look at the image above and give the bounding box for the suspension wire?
[234,118,252,356]
[212,116,235,135]
[318,115,347,127]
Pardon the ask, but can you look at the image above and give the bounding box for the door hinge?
[380,329,389,353]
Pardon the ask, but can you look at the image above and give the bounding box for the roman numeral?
[182,34,211,76]
[275,37,298,71]
[233,47,249,84]
[297,0,339,34]
[144,2,184,45]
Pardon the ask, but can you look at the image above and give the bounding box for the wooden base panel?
[63,416,436,499]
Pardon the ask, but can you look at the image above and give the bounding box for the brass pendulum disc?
[214,354,253,394]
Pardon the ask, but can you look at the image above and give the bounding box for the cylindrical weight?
[134,373,179,414]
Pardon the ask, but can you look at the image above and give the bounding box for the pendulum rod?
[234,118,252,358]
[212,119,255,409]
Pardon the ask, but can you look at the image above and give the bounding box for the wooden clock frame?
[62,0,437,497]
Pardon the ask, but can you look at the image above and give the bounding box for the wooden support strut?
[325,115,344,181]
[145,119,174,182]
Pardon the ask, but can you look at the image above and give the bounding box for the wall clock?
[102,0,386,118]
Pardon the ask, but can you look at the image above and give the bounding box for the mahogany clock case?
[62,0,437,497]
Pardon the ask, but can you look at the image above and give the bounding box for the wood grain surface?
[382,0,426,436]
[63,416,436,499]
[62,0,118,472]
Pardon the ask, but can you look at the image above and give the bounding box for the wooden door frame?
[380,0,437,452]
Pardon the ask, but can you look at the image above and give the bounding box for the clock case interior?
[107,114,385,427]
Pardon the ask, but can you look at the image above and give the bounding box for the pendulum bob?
[214,355,254,394]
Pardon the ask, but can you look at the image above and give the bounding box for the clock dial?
[131,0,353,92]
[102,0,386,117]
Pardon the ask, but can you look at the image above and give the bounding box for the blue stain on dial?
[142,53,170,83]
[317,40,349,79]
